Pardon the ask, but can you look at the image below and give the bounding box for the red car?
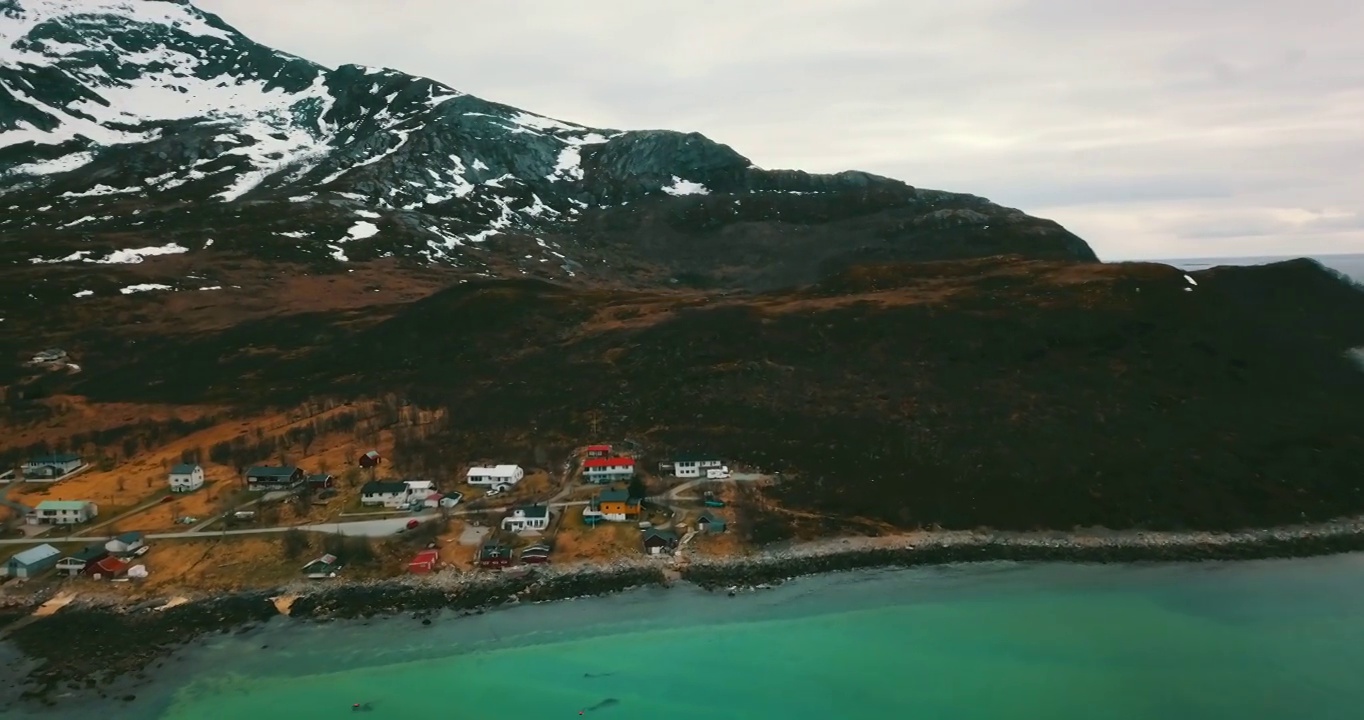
[406,519,420,530]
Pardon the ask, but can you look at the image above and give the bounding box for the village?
[0,420,764,593]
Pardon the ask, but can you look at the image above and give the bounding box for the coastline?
[5,518,1364,707]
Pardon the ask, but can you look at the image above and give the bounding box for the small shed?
[519,543,551,564]
[4,544,61,578]
[307,473,334,490]
[408,549,440,574]
[105,531,146,555]
[696,511,727,533]
[642,529,679,555]
[359,450,382,468]
[85,555,130,580]
[303,553,343,579]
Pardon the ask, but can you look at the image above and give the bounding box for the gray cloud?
[195,0,1364,260]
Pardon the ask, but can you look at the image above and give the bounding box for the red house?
[519,543,551,564]
[358,450,382,469]
[477,543,511,569]
[585,444,612,459]
[408,549,440,574]
[84,556,129,580]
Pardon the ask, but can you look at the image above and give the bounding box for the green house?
[696,511,727,533]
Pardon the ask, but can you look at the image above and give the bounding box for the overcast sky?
[195,0,1363,261]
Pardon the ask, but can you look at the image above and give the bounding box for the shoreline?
[5,519,1364,707]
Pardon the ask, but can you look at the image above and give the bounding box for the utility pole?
[586,409,602,439]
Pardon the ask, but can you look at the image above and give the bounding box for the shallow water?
[15,554,1359,720]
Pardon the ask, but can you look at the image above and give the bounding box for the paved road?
[0,499,596,545]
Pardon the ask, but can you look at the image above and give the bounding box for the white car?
[706,467,731,480]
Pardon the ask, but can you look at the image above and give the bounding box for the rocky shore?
[680,519,1364,589]
[3,519,1364,709]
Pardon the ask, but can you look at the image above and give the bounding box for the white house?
[168,463,205,492]
[583,457,635,484]
[671,453,724,479]
[27,500,98,525]
[360,480,411,508]
[467,464,524,489]
[21,454,83,480]
[424,491,462,509]
[404,480,436,501]
[105,532,146,556]
[501,505,550,532]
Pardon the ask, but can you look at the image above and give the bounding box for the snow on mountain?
[0,0,1097,285]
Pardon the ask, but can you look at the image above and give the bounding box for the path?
[0,483,29,522]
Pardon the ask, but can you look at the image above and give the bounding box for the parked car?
[406,519,420,530]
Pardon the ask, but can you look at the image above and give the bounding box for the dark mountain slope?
[11,256,1364,534]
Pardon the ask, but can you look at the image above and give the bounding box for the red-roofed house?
[583,457,635,484]
[84,555,130,580]
[585,444,612,459]
[408,549,440,574]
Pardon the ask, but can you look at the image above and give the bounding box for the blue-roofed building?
[4,544,61,578]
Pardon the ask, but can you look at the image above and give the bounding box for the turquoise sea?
[6,554,1358,720]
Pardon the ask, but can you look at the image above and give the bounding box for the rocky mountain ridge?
[1,0,1095,290]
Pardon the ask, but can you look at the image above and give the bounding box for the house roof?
[512,505,549,519]
[363,450,381,459]
[308,473,333,482]
[303,553,340,571]
[523,543,551,553]
[479,543,510,559]
[246,466,299,478]
[27,453,81,464]
[697,511,725,525]
[67,544,108,562]
[35,500,92,511]
[361,481,408,495]
[410,549,439,564]
[643,529,679,544]
[404,480,434,490]
[114,531,144,544]
[169,463,200,475]
[585,444,612,452]
[90,556,129,575]
[467,464,521,478]
[520,547,550,557]
[9,544,60,566]
[584,457,635,469]
[596,489,639,504]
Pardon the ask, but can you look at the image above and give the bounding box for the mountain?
[1,0,1095,292]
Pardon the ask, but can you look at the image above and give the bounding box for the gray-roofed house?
[4,544,61,578]
[57,543,109,576]
[501,504,550,532]
[21,453,83,480]
[360,480,410,508]
[642,529,680,555]
[169,463,205,492]
[244,466,304,491]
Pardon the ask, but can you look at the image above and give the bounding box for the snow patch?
[347,221,380,240]
[73,290,93,298]
[661,176,710,196]
[30,242,188,265]
[59,184,140,199]
[278,231,310,239]
[119,283,173,295]
[1183,274,1198,286]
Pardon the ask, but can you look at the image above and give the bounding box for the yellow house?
[584,490,641,523]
